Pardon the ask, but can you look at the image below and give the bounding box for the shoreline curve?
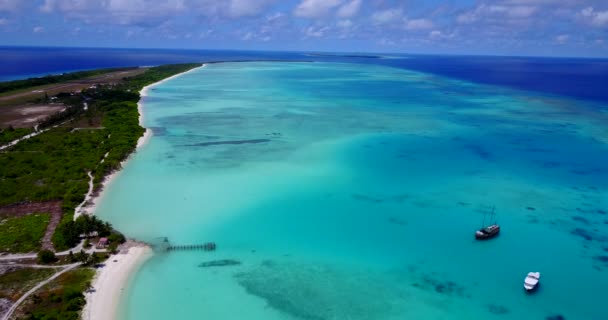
[82,64,206,320]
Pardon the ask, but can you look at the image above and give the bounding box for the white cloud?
[33,26,44,33]
[39,0,276,26]
[581,7,608,27]
[304,25,329,37]
[429,30,442,40]
[294,0,342,18]
[228,0,277,17]
[242,31,254,40]
[555,34,569,43]
[457,4,537,24]
[0,18,7,25]
[378,38,395,46]
[40,0,184,25]
[490,5,537,18]
[199,29,213,38]
[428,29,457,41]
[266,12,284,22]
[337,0,361,18]
[457,11,477,24]
[405,19,434,30]
[0,0,21,12]
[371,8,402,24]
[337,19,352,28]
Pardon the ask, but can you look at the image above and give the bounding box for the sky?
[0,0,607,57]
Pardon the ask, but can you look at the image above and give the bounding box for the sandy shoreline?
[82,64,205,320]
[82,244,153,320]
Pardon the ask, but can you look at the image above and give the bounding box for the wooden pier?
[167,243,216,251]
[154,237,216,252]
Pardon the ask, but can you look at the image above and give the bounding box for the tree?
[108,242,119,254]
[56,220,80,248]
[38,249,57,264]
[108,232,125,244]
[75,250,89,264]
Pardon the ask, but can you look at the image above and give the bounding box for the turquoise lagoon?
[96,62,608,320]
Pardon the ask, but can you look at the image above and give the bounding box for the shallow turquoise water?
[97,62,608,320]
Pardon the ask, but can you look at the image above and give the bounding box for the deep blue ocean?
[1,46,608,103]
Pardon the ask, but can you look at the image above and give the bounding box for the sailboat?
[475,206,500,240]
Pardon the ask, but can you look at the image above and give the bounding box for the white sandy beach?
[82,245,153,320]
[82,65,205,320]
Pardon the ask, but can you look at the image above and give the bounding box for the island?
[0,63,202,320]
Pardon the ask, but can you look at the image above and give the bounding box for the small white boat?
[524,272,540,291]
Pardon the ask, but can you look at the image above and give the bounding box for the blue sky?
[0,0,607,57]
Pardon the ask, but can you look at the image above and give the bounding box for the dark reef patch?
[351,193,411,204]
[387,217,407,226]
[198,259,241,268]
[181,139,271,147]
[234,261,403,320]
[352,193,384,203]
[389,194,411,202]
[464,144,492,160]
[520,147,554,153]
[546,315,566,320]
[539,161,561,168]
[572,216,590,224]
[526,206,536,211]
[149,126,167,136]
[570,168,600,176]
[575,207,596,214]
[594,256,608,264]
[570,228,594,241]
[487,304,509,315]
[411,273,468,298]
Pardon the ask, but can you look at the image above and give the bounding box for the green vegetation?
[121,63,200,91]
[66,250,108,266]
[0,63,200,320]
[55,215,114,249]
[0,267,55,302]
[37,249,57,264]
[0,213,49,253]
[0,127,33,145]
[0,63,201,251]
[0,67,135,95]
[22,268,95,320]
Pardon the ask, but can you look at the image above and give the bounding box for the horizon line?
[1,44,607,61]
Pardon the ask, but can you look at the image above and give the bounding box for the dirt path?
[74,172,94,220]
[0,264,65,269]
[0,263,81,320]
[41,212,61,252]
[0,117,72,151]
[0,246,106,262]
